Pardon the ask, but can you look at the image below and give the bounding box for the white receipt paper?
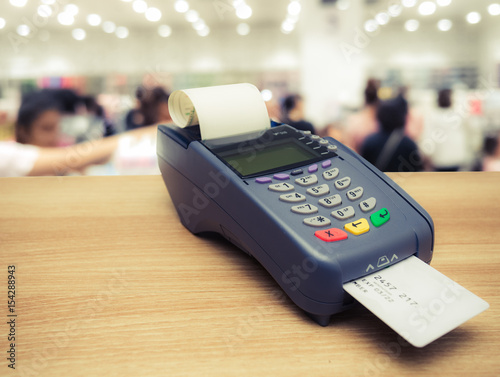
[168,83,270,141]
[343,256,489,347]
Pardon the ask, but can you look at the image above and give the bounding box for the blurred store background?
[1,0,500,175]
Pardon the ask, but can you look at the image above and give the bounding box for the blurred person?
[39,88,84,114]
[265,98,281,122]
[281,94,315,134]
[481,134,500,171]
[322,122,345,143]
[126,86,171,130]
[17,89,108,147]
[1,125,156,177]
[360,99,423,172]
[395,85,424,141]
[421,89,469,172]
[15,93,63,148]
[394,86,409,115]
[47,89,107,144]
[82,95,116,137]
[343,79,380,152]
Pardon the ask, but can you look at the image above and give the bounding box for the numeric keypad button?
[280,192,306,203]
[291,204,318,215]
[318,194,342,208]
[306,184,330,197]
[334,177,351,190]
[268,182,294,192]
[331,206,355,220]
[322,168,339,181]
[346,186,364,201]
[303,215,331,227]
[295,174,318,187]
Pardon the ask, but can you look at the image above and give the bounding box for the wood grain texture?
[0,173,499,376]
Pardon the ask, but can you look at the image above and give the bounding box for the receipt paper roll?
[168,83,270,141]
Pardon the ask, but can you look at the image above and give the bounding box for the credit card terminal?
[157,123,434,325]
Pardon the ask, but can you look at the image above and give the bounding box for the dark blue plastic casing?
[157,124,434,325]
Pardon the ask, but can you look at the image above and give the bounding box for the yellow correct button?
[344,218,370,236]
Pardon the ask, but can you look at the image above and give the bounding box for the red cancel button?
[314,228,348,242]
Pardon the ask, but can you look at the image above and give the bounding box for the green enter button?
[370,208,390,227]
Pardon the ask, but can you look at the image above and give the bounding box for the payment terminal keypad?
[259,132,392,243]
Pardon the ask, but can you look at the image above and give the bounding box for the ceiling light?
[197,26,210,37]
[133,0,148,14]
[57,12,75,26]
[418,1,436,15]
[402,0,417,8]
[336,0,350,11]
[87,14,102,26]
[145,7,162,22]
[261,89,273,102]
[388,4,403,16]
[405,19,419,31]
[116,26,129,39]
[0,18,5,29]
[364,19,378,32]
[437,19,452,31]
[37,5,52,17]
[192,19,206,31]
[236,22,250,35]
[281,20,295,33]
[488,3,500,16]
[436,0,451,6]
[466,12,481,24]
[158,24,172,37]
[72,28,86,41]
[236,4,252,19]
[288,1,301,16]
[10,0,28,7]
[17,24,30,36]
[64,4,79,16]
[375,12,390,25]
[185,10,199,23]
[175,0,189,13]
[102,21,116,33]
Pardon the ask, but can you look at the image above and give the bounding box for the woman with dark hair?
[126,86,171,130]
[15,92,63,148]
[281,94,315,134]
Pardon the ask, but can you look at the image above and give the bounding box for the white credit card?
[343,255,489,348]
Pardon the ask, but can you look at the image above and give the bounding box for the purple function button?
[308,164,318,173]
[322,160,332,168]
[256,177,272,184]
[273,173,290,180]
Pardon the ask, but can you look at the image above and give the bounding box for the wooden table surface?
[0,172,499,376]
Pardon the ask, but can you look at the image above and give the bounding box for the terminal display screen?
[217,139,319,177]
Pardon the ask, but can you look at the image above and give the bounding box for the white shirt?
[421,108,470,169]
[0,141,39,177]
